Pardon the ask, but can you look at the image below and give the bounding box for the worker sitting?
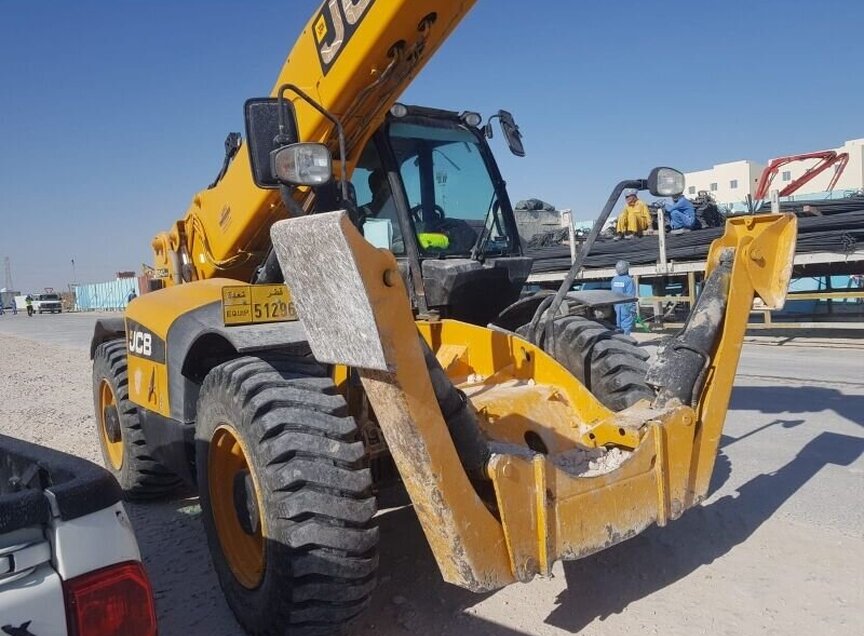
[615,189,651,239]
[611,260,637,335]
[664,194,697,230]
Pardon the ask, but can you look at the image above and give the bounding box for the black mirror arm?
[275,83,349,203]
[279,185,306,219]
[484,114,500,138]
[527,179,643,348]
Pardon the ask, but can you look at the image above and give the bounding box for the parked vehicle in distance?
[15,292,62,314]
[34,292,63,314]
[0,434,157,636]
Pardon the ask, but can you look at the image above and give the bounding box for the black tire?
[196,355,378,636]
[92,340,182,498]
[522,316,654,411]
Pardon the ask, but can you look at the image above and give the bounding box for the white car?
[0,434,156,636]
[14,294,63,314]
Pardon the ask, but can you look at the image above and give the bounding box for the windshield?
[389,119,514,256]
[351,141,407,255]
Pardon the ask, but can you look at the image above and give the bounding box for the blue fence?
[74,279,140,311]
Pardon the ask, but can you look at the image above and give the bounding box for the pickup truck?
[0,434,156,636]
[14,294,63,315]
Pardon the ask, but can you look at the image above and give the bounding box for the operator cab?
[244,92,532,325]
[351,105,532,324]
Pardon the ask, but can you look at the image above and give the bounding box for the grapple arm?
[270,211,797,589]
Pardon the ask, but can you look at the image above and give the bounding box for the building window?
[730,179,738,189]
[709,182,718,192]
[688,186,696,195]
[782,170,791,182]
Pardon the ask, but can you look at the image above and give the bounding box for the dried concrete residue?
[552,446,631,477]
[488,441,631,477]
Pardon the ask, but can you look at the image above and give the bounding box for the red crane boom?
[755,150,849,200]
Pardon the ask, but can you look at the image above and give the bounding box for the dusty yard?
[0,313,861,635]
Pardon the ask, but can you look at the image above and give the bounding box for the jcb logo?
[129,330,152,357]
[125,319,166,363]
[314,0,375,72]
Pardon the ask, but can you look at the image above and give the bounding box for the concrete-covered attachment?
[272,211,516,591]
[269,211,797,589]
[648,213,797,411]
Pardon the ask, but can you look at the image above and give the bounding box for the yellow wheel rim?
[98,380,124,470]
[209,424,266,589]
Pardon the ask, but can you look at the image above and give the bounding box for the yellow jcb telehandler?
[89,1,798,634]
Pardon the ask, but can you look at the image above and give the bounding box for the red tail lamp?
[63,561,157,636]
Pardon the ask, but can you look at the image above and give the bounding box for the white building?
[683,138,864,206]
[684,159,765,206]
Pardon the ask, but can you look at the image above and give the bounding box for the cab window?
[389,119,513,256]
[350,142,405,255]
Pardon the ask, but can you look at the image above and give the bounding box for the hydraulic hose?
[419,337,490,480]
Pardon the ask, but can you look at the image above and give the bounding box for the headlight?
[647,167,685,197]
[390,103,408,118]
[460,111,482,127]
[270,143,332,186]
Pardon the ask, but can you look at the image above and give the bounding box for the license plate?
[222,284,298,326]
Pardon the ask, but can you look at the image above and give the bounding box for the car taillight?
[63,561,157,636]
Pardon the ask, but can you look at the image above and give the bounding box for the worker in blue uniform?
[611,260,637,335]
[664,194,697,230]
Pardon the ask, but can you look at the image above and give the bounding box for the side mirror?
[244,97,299,189]
[647,167,685,197]
[271,143,333,187]
[498,110,525,157]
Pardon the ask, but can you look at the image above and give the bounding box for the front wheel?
[196,355,378,636]
[520,316,654,411]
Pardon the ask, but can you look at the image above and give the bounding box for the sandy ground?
[0,312,862,635]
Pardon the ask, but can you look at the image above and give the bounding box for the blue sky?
[1,0,861,291]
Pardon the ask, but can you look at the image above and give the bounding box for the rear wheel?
[92,340,181,498]
[521,316,654,411]
[196,355,378,636]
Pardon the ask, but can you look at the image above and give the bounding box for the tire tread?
[545,316,654,410]
[196,355,377,636]
[92,340,180,498]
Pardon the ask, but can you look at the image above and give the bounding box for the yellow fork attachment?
[270,211,797,591]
